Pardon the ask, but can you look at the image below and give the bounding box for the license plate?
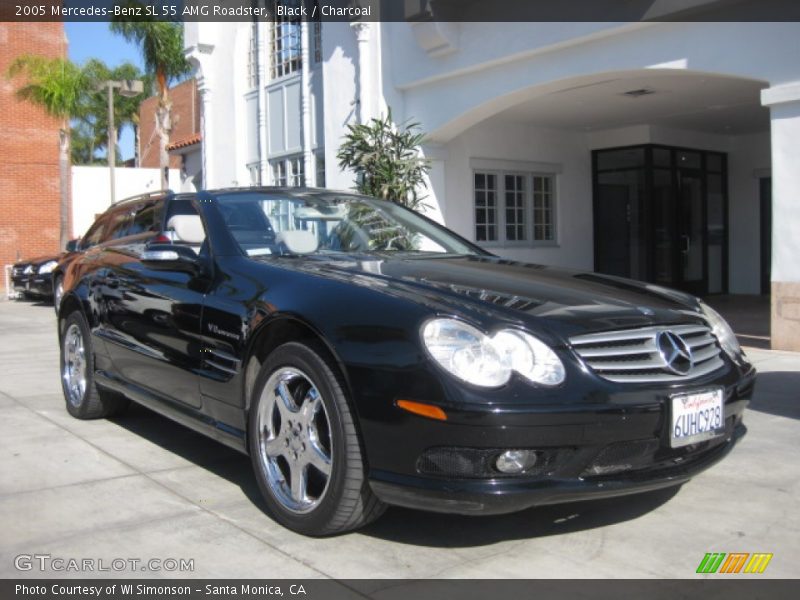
[670,389,724,448]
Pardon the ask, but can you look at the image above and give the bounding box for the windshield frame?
[208,189,493,260]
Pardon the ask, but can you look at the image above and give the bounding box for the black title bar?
[2,0,800,22]
[3,579,800,600]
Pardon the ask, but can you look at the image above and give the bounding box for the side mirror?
[141,243,202,274]
[66,239,80,252]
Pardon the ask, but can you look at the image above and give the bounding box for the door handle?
[681,235,690,255]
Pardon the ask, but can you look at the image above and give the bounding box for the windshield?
[213,191,481,258]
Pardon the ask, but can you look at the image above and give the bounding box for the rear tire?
[60,310,129,419]
[248,341,385,535]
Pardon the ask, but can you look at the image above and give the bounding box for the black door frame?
[760,177,772,295]
[592,143,729,295]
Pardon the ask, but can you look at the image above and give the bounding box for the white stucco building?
[184,14,800,350]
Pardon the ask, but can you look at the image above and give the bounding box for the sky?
[65,23,145,161]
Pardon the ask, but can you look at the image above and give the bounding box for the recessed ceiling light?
[621,88,655,98]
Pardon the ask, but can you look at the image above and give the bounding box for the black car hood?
[16,255,60,268]
[277,254,704,338]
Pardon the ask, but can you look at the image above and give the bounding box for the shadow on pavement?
[110,403,682,545]
[11,296,54,310]
[748,371,800,420]
[109,403,270,513]
[361,487,679,547]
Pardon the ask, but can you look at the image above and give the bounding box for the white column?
[421,144,448,224]
[300,21,315,186]
[762,82,800,351]
[187,42,215,189]
[350,21,373,123]
[197,76,214,189]
[257,21,269,186]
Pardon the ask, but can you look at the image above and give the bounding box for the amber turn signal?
[396,400,448,421]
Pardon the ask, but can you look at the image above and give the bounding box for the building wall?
[138,78,201,172]
[443,121,593,270]
[185,22,249,189]
[0,22,66,286]
[728,132,771,295]
[442,119,771,292]
[72,166,181,238]
[390,22,800,141]
[321,21,360,191]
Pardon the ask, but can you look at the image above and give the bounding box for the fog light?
[495,450,538,474]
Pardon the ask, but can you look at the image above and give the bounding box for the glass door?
[593,145,728,295]
[676,163,706,295]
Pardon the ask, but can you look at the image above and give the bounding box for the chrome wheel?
[62,323,87,407]
[256,367,333,514]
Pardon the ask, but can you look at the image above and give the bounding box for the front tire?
[60,311,129,419]
[248,341,385,535]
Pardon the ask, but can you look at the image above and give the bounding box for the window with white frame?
[247,162,261,186]
[533,175,555,242]
[270,155,305,187]
[272,160,287,186]
[247,23,258,89]
[315,154,325,188]
[504,174,526,242]
[474,172,498,242]
[270,4,302,79]
[289,156,304,186]
[473,171,556,245]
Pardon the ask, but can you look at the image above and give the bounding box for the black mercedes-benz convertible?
[57,188,755,535]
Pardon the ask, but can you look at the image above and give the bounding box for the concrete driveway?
[0,299,797,579]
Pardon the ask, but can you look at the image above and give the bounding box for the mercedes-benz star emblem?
[655,331,694,375]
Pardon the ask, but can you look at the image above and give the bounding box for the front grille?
[12,266,25,277]
[569,324,724,383]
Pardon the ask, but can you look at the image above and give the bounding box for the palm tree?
[81,59,150,164]
[110,15,190,189]
[6,56,88,249]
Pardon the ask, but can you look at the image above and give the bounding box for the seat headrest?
[167,215,205,244]
[276,229,318,255]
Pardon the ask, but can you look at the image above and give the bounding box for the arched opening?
[425,70,770,326]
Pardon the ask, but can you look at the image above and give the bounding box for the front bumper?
[365,363,755,515]
[370,421,745,514]
[13,275,53,297]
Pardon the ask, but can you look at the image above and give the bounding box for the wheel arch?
[243,314,355,415]
[58,293,85,337]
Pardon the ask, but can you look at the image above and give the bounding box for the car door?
[97,199,210,409]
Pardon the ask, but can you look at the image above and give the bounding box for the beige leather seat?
[167,215,205,251]
[276,229,318,255]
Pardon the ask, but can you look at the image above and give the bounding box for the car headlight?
[38,260,57,275]
[699,301,741,359]
[23,265,33,274]
[421,318,565,388]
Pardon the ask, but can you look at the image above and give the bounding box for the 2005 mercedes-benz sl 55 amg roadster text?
[57,188,755,535]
